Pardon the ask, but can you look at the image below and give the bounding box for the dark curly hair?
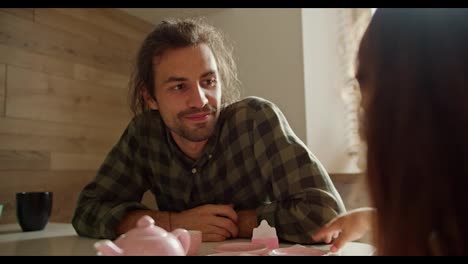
[129,17,241,117]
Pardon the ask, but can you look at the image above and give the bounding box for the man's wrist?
[237,210,258,238]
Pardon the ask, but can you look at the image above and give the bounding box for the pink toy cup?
[187,230,202,256]
[213,242,269,256]
[251,237,279,250]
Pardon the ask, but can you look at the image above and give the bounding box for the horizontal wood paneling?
[0,44,129,88]
[73,64,129,89]
[44,170,96,222]
[35,8,142,54]
[0,150,50,170]
[50,152,106,171]
[0,12,133,75]
[0,8,34,21]
[8,66,128,102]
[6,94,131,129]
[101,8,154,37]
[0,64,4,116]
[0,8,153,224]
[51,8,153,41]
[0,44,74,80]
[0,117,124,143]
[0,133,115,154]
[6,66,131,128]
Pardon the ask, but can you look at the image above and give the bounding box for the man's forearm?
[117,209,258,238]
[116,209,171,235]
[258,191,344,244]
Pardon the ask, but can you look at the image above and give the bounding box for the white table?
[0,223,375,256]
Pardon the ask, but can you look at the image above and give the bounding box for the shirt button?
[192,168,197,174]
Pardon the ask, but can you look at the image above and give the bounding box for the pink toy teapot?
[94,215,191,256]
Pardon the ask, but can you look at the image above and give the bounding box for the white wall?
[208,8,358,173]
[302,8,360,173]
[206,8,306,141]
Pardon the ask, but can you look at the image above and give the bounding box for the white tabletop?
[0,223,374,256]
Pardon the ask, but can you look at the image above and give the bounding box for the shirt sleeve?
[71,118,150,239]
[250,97,346,244]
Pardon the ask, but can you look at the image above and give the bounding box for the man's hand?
[312,207,375,252]
[236,210,258,238]
[172,204,239,242]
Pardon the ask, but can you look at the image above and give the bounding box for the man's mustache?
[178,105,217,118]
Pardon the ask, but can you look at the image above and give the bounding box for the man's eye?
[173,84,185,90]
[205,79,217,86]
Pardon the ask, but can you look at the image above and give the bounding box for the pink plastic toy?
[94,215,191,256]
[251,220,279,249]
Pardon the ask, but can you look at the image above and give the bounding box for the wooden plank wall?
[0,8,155,224]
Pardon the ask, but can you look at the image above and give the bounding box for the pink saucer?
[268,245,327,256]
[213,242,268,255]
[207,252,259,256]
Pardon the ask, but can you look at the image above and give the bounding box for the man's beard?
[172,104,218,142]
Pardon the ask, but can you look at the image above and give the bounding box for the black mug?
[16,192,53,232]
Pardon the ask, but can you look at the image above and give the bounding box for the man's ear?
[141,88,159,110]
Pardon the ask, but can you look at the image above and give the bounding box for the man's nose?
[187,85,208,109]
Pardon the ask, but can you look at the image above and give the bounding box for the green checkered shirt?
[72,96,345,244]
